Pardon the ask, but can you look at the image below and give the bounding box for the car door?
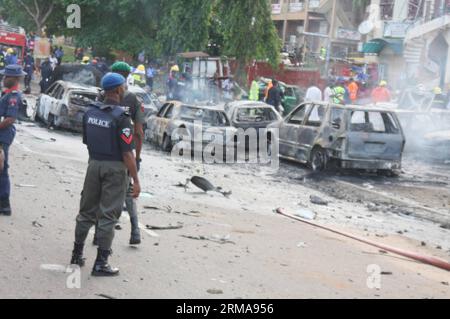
[50,85,65,117]
[296,104,327,163]
[346,111,404,161]
[156,103,175,145]
[149,103,170,143]
[39,83,58,120]
[278,103,312,159]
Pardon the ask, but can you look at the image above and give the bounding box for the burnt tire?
[310,147,327,172]
[377,169,400,178]
[161,134,173,152]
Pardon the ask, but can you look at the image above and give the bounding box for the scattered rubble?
[310,195,329,206]
[181,234,235,245]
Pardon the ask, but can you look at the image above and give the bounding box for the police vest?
[84,104,126,162]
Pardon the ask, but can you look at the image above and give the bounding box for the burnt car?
[34,81,100,131]
[225,101,282,151]
[145,101,237,154]
[267,102,406,174]
[225,101,282,129]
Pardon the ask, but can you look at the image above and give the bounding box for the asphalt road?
[0,122,448,299]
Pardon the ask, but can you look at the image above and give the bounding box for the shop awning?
[362,38,404,55]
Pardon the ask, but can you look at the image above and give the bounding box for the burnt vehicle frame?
[145,101,238,156]
[224,100,282,151]
[34,81,100,132]
[267,101,406,174]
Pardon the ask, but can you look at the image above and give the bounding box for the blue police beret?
[101,72,126,91]
[0,65,27,77]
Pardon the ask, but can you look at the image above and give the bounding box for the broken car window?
[305,105,326,127]
[235,108,276,123]
[288,104,310,125]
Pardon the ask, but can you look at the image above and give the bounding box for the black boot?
[0,198,11,216]
[128,200,141,246]
[70,243,86,267]
[92,249,119,277]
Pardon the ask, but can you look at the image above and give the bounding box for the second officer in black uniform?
[70,73,141,277]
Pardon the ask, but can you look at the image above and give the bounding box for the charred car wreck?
[268,102,406,174]
[34,81,100,132]
[145,101,238,156]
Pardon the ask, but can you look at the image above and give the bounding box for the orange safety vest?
[348,82,359,102]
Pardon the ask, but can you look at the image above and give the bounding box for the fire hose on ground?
[276,208,450,272]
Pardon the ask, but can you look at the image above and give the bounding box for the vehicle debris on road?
[181,234,235,245]
[146,222,183,230]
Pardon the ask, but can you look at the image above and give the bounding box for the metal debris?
[310,195,329,206]
[16,184,37,188]
[181,234,235,245]
[146,222,183,230]
[207,289,223,295]
[96,294,116,299]
[184,176,232,198]
[32,221,43,228]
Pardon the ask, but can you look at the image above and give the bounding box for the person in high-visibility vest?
[371,81,391,103]
[332,79,346,105]
[431,87,447,109]
[320,46,327,61]
[249,78,260,101]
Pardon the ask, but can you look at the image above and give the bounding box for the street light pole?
[325,0,338,77]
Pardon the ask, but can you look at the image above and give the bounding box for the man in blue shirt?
[5,49,18,66]
[0,65,26,216]
[23,51,35,94]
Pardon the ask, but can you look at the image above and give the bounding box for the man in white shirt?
[323,81,334,103]
[305,81,323,102]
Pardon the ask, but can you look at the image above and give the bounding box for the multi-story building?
[270,0,365,58]
[362,0,450,88]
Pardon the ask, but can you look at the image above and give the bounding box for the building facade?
[270,0,364,58]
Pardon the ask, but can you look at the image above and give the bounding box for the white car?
[34,81,100,132]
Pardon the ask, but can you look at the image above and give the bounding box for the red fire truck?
[0,24,27,64]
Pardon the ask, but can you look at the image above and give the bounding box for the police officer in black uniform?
[70,73,141,277]
[0,65,26,216]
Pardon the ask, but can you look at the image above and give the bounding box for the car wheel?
[161,134,173,152]
[310,147,327,172]
[34,99,43,123]
[377,169,400,178]
[47,114,58,130]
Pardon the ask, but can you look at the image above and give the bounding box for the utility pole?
[325,0,338,77]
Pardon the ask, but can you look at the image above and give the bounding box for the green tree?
[216,0,281,83]
[0,0,66,35]
[59,0,162,58]
[156,0,212,59]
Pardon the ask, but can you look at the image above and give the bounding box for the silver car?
[145,101,238,153]
[268,102,406,174]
